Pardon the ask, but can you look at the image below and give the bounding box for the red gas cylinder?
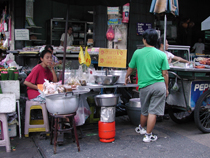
[98,121,115,143]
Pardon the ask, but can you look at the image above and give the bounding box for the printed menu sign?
[137,23,152,35]
[98,48,127,68]
[15,29,29,40]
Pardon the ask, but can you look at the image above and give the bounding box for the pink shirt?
[25,64,53,99]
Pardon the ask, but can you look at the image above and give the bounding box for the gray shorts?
[139,82,166,116]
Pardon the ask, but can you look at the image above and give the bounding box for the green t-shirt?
[129,47,169,88]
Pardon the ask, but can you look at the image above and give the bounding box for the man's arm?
[60,41,64,46]
[124,67,134,85]
[162,70,169,97]
[173,56,190,63]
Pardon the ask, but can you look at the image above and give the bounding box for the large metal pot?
[110,70,127,84]
[45,92,79,114]
[95,94,120,107]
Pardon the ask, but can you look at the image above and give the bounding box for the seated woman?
[157,37,190,64]
[44,45,62,66]
[24,50,57,103]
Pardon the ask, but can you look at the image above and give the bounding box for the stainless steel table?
[170,66,210,73]
[84,83,138,89]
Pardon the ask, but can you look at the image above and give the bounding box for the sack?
[106,26,115,41]
[113,26,122,43]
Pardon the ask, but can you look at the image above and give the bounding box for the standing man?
[191,38,205,54]
[60,26,74,46]
[125,29,169,142]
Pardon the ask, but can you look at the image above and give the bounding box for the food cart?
[166,45,210,133]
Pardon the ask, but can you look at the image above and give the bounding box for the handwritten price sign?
[98,48,127,68]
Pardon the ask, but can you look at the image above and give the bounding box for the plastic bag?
[106,26,115,41]
[113,26,122,43]
[74,93,93,126]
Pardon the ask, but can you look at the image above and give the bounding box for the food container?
[45,92,79,114]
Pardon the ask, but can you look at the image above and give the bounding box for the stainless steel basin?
[95,94,120,107]
[110,70,127,83]
[94,75,119,85]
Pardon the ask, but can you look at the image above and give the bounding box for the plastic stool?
[86,106,100,123]
[86,96,100,124]
[24,100,49,137]
[0,114,11,152]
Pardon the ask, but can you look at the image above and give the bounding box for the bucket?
[98,121,115,143]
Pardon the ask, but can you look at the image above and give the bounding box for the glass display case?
[168,45,190,61]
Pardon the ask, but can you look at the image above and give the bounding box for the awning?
[201,16,210,31]
[51,0,130,6]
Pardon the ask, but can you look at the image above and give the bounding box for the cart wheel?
[194,90,210,133]
[168,108,193,124]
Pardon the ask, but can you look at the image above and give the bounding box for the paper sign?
[108,18,122,25]
[107,7,119,14]
[15,29,29,40]
[98,48,127,68]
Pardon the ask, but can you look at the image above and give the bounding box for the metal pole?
[163,14,167,52]
[61,4,69,84]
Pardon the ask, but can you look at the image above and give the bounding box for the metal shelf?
[30,32,42,35]
[48,19,87,45]
[26,26,42,29]
[56,54,78,58]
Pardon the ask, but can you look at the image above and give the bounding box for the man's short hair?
[68,26,73,30]
[142,29,158,46]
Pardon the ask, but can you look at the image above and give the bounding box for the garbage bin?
[126,98,141,126]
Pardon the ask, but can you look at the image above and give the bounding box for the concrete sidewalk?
[1,116,210,158]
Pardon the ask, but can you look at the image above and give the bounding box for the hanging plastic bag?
[84,46,91,67]
[113,26,122,43]
[106,26,115,41]
[78,46,85,64]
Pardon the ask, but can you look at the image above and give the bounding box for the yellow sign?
[98,48,127,68]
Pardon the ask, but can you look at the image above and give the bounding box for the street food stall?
[166,45,210,133]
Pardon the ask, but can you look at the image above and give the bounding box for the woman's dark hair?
[142,29,158,46]
[40,50,52,58]
[45,45,53,51]
[156,37,165,49]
